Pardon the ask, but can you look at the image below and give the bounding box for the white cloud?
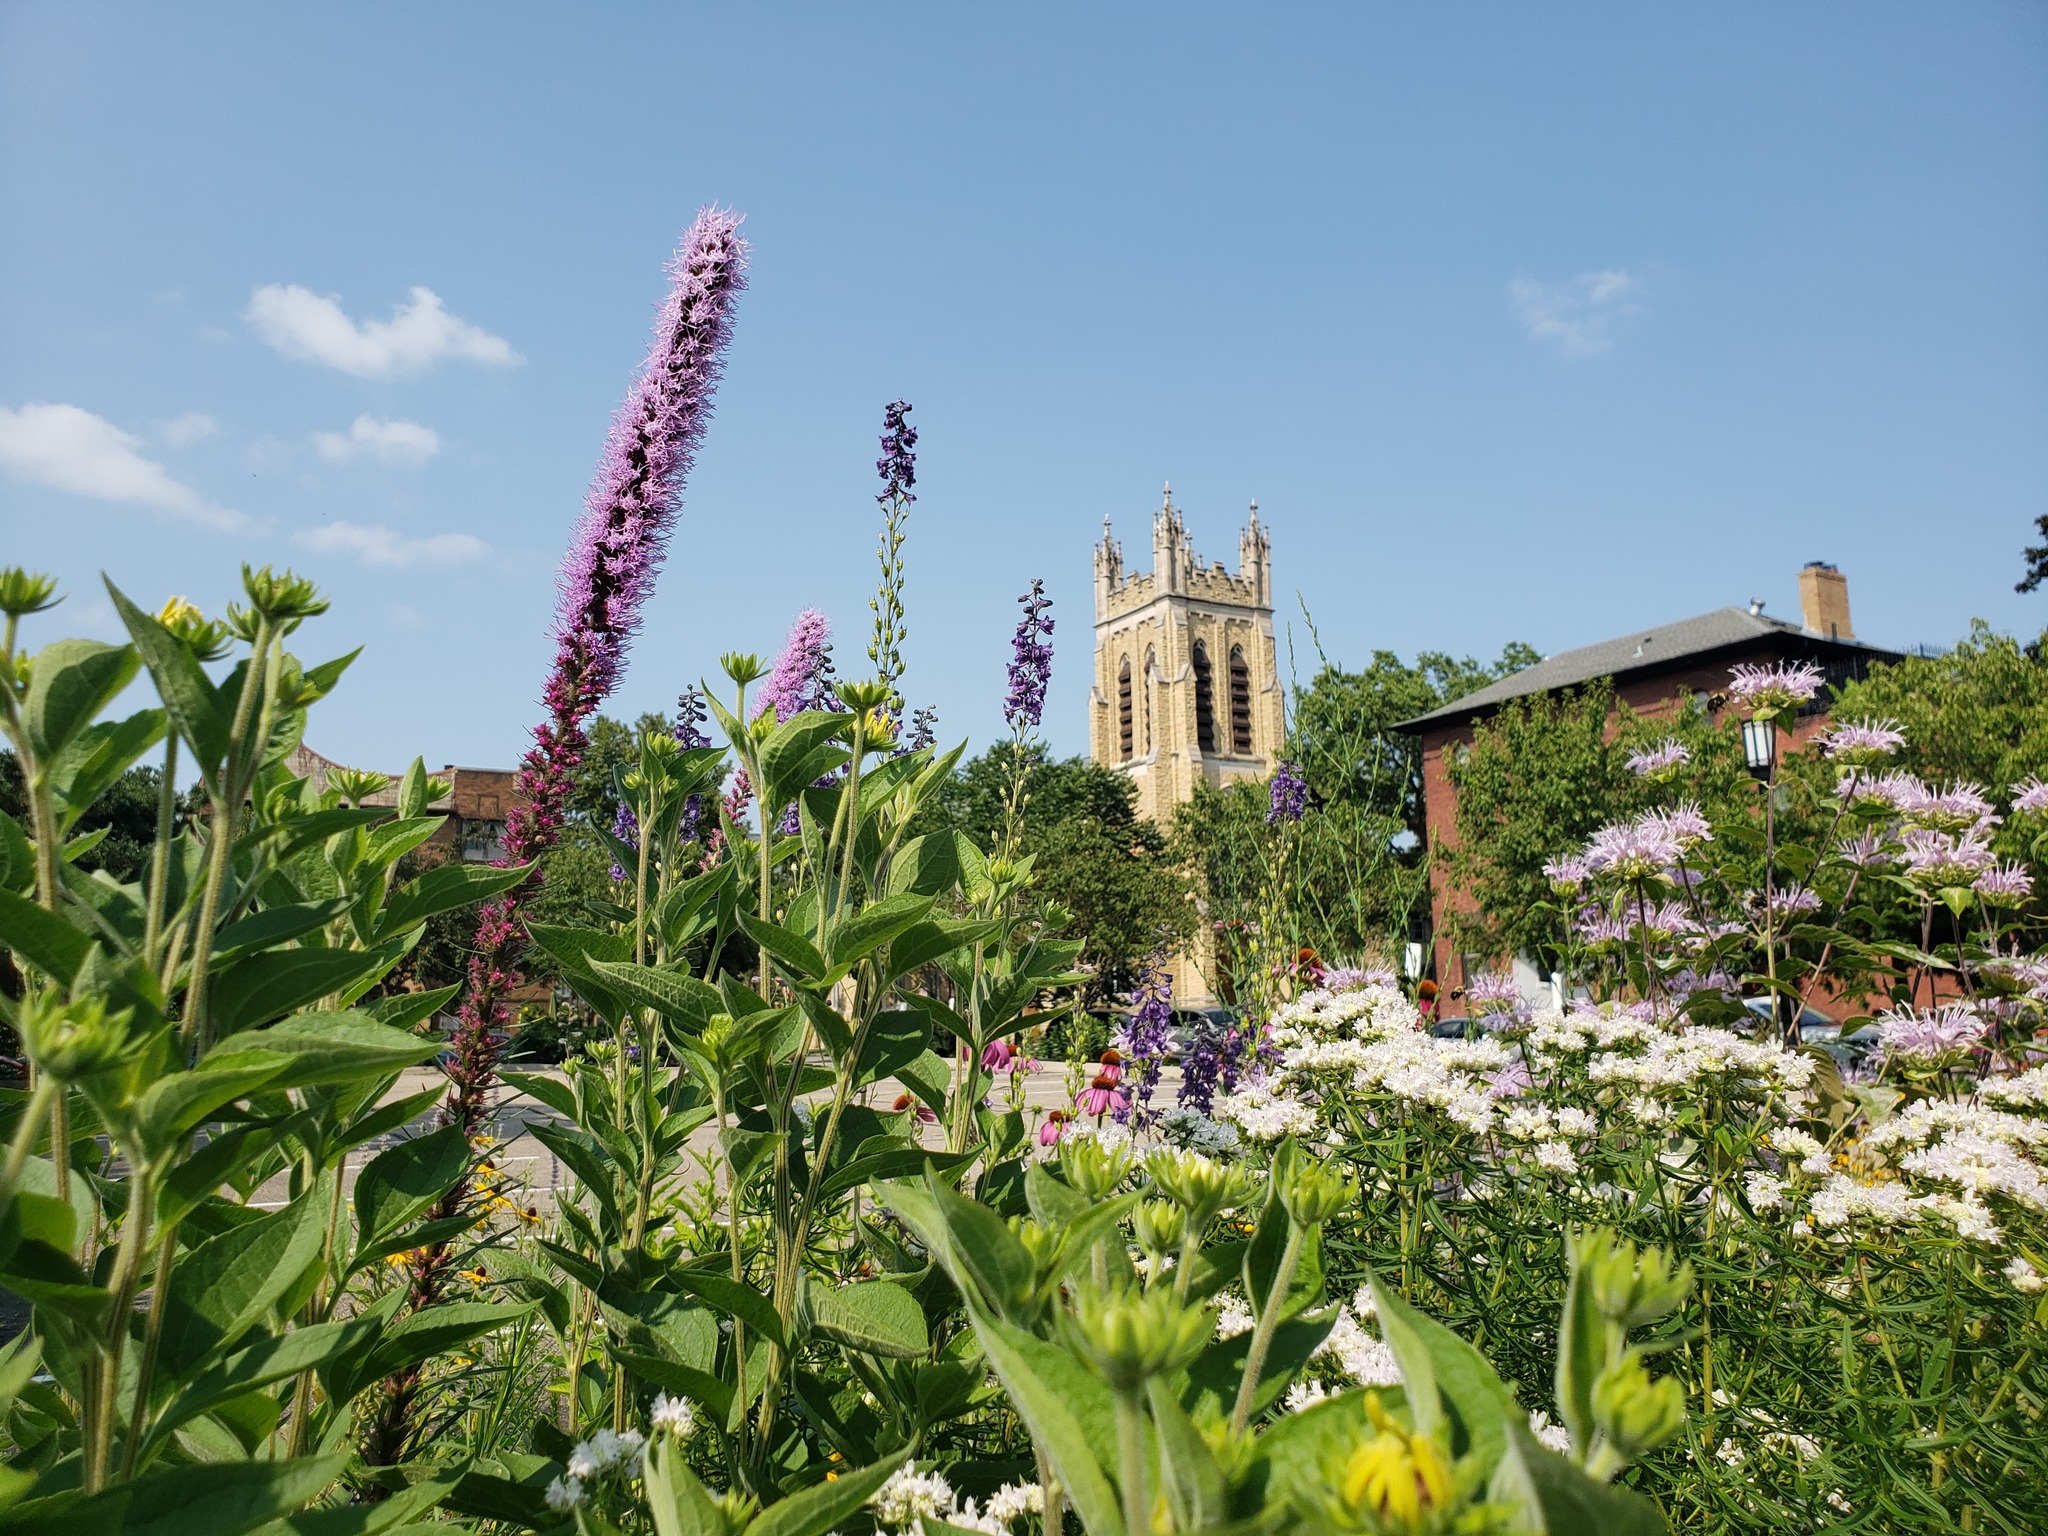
[1510,270,1641,356]
[246,283,522,377]
[314,414,441,467]
[160,411,218,446]
[0,402,247,530]
[295,520,487,569]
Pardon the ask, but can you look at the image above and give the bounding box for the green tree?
[917,743,1192,1003]
[0,751,174,883]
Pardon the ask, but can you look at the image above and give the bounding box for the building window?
[460,818,507,862]
[1229,644,1252,755]
[1143,647,1156,755]
[1192,641,1216,753]
[1117,657,1133,760]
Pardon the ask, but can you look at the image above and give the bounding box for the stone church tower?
[1090,486,1285,1003]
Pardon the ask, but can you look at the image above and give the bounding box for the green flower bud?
[1277,1158,1356,1228]
[1133,1198,1187,1255]
[1145,1147,1259,1224]
[327,767,391,806]
[835,679,893,714]
[721,652,766,686]
[1061,1136,1137,1201]
[1061,1283,1211,1391]
[21,994,134,1082]
[0,568,62,620]
[1591,1352,1686,1461]
[1579,1229,1693,1330]
[239,564,329,625]
[156,596,234,661]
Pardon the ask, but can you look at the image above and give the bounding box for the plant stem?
[1115,1389,1150,1536]
[1231,1222,1305,1436]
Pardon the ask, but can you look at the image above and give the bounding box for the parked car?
[1742,997,1878,1071]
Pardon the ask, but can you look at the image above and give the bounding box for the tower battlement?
[1088,484,1285,1005]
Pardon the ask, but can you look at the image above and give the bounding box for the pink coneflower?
[2011,777,2048,817]
[1975,863,2035,906]
[1077,1074,1128,1119]
[1875,1003,1987,1063]
[981,1038,1017,1072]
[1038,1109,1070,1146]
[1817,717,1907,765]
[891,1092,938,1124]
[1625,739,1691,778]
[1095,1048,1124,1083]
[1727,660,1826,717]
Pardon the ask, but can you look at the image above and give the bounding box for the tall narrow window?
[1143,647,1156,755]
[1229,645,1253,755]
[1117,657,1133,759]
[1192,641,1216,753]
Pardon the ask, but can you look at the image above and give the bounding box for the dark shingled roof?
[1397,606,1901,731]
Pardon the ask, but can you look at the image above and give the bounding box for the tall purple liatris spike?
[370,208,746,1472]
[756,608,839,722]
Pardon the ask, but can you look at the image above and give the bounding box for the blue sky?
[3,3,2044,771]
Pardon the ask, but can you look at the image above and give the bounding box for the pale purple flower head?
[1268,761,1309,824]
[1837,768,1919,813]
[1975,862,2035,906]
[1323,965,1395,993]
[1988,955,2048,999]
[1625,739,1690,778]
[1667,967,1736,1005]
[1835,830,1896,869]
[1004,579,1055,730]
[1897,779,1998,835]
[608,801,639,883]
[1727,659,1826,717]
[1774,884,1823,915]
[2011,777,2048,817]
[1897,827,1998,889]
[1818,717,1906,765]
[555,209,749,707]
[1543,855,1591,893]
[756,609,840,722]
[876,400,917,507]
[1583,818,1680,883]
[1646,802,1712,852]
[1467,970,1519,1008]
[1630,898,1702,941]
[1575,911,1631,950]
[1875,1003,1987,1063]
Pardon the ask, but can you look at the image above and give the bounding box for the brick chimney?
[1798,561,1853,640]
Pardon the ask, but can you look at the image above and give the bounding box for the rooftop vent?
[1798,561,1853,640]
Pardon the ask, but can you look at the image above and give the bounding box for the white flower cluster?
[1768,1126,1835,1177]
[1585,1026,1816,1097]
[870,1463,1041,1536]
[1315,1304,1403,1387]
[1981,1065,2048,1110]
[1269,984,1422,1046]
[1212,1080,1318,1144]
[1213,1291,1255,1340]
[1528,1410,1572,1454]
[546,1426,648,1512]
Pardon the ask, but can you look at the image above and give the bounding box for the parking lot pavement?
[248,1060,1183,1212]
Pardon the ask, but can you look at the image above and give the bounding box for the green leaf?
[644,1438,728,1536]
[0,886,92,984]
[107,580,233,774]
[1369,1274,1518,1474]
[964,1299,1124,1536]
[363,984,459,1032]
[1182,1307,1337,1424]
[816,1145,972,1203]
[827,893,934,970]
[885,833,961,899]
[133,1059,289,1157]
[158,1195,329,1374]
[228,1011,439,1086]
[588,961,723,1033]
[757,712,851,816]
[48,708,166,832]
[894,1050,951,1115]
[1488,1420,1669,1535]
[376,861,531,941]
[807,1277,930,1358]
[149,1321,368,1450]
[210,949,395,1037]
[884,919,1000,984]
[742,1446,912,1536]
[736,913,826,982]
[1,1452,348,1536]
[669,1267,786,1349]
[23,638,139,765]
[208,902,352,968]
[352,1125,469,1254]
[339,1301,535,1406]
[1147,1378,1228,1534]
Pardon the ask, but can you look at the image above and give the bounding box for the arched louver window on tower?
[1117,657,1133,760]
[1192,641,1216,754]
[1143,647,1156,755]
[1229,645,1253,755]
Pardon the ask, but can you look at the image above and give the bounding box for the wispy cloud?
[314,414,441,467]
[1510,270,1641,356]
[247,284,522,377]
[160,411,218,446]
[0,402,247,530]
[295,520,487,569]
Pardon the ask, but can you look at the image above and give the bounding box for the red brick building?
[286,745,523,863]
[1398,563,1902,1006]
